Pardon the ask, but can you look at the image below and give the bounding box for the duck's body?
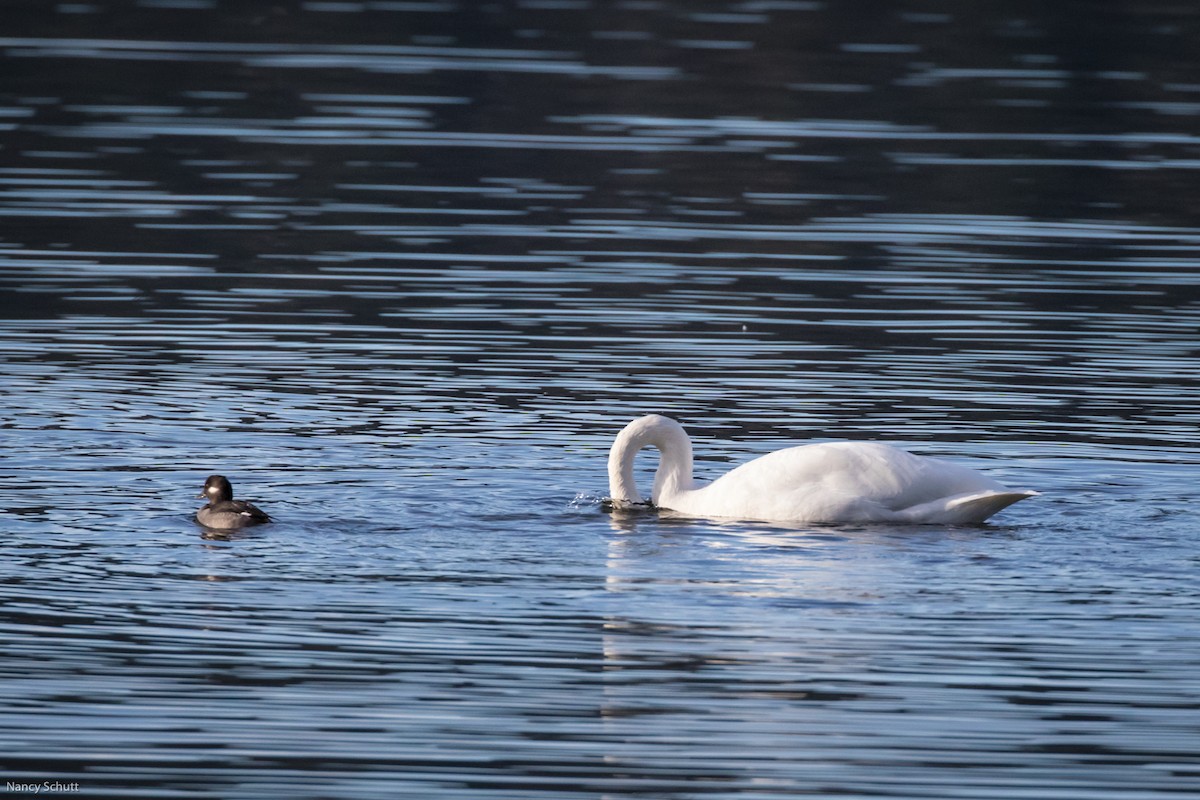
[608,415,1035,524]
[196,475,270,529]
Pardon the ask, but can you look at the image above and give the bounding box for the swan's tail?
[901,490,1038,524]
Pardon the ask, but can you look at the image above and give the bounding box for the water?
[2,2,1199,797]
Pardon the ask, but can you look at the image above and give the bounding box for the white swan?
[608,415,1036,524]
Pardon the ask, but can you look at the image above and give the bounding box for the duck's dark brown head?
[199,474,233,503]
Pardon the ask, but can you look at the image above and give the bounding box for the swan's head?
[607,415,693,508]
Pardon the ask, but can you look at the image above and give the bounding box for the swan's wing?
[708,443,874,492]
[715,442,1003,499]
[680,442,1030,523]
[898,489,1038,524]
[684,443,914,520]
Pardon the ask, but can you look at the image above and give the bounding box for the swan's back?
[677,441,1016,523]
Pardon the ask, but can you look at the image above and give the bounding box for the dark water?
[2,2,1199,797]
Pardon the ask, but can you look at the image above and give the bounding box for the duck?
[196,474,271,529]
[607,414,1036,524]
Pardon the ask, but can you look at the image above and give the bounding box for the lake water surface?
[2,2,1199,798]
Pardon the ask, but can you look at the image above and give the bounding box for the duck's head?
[199,474,233,503]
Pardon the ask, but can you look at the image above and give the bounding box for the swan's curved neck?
[607,415,694,506]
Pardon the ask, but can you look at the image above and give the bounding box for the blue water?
[2,2,1199,797]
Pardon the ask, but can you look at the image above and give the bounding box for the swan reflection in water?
[608,415,1036,525]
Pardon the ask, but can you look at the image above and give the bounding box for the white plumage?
[608,415,1035,524]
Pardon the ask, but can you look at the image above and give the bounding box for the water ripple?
[3,3,1200,798]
